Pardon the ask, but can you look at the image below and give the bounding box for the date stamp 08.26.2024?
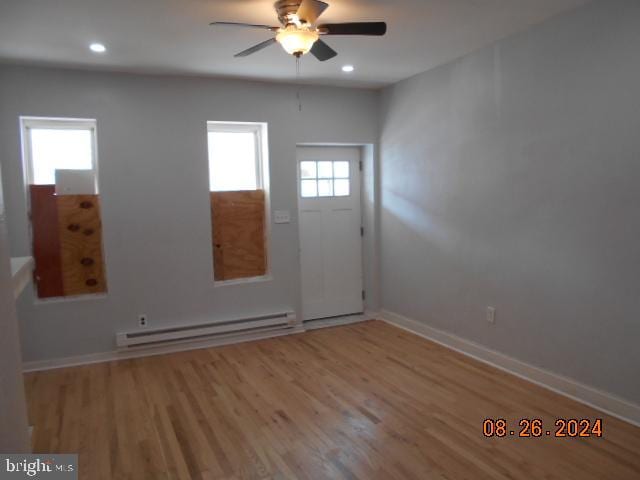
[483,418,603,439]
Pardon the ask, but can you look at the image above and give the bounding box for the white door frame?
[296,145,365,322]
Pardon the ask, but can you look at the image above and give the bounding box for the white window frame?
[206,121,271,287]
[20,116,99,193]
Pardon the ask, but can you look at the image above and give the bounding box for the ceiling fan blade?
[296,0,329,24]
[234,38,277,58]
[210,21,278,31]
[310,39,337,62]
[318,22,387,36]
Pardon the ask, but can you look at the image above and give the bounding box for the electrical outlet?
[138,314,148,328]
[487,307,496,324]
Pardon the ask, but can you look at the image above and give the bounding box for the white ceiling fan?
[210,0,387,61]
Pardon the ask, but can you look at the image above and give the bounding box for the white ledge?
[10,256,33,299]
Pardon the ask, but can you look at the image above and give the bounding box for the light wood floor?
[25,320,640,479]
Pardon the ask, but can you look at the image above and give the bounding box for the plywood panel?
[29,185,64,298]
[56,194,107,296]
[211,190,266,281]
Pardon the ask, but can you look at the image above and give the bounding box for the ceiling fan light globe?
[276,26,319,56]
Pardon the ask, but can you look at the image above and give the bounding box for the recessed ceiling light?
[342,65,355,73]
[89,43,106,53]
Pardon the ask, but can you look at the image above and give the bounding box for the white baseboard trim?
[379,310,640,428]
[22,325,305,373]
[303,312,376,331]
[22,312,377,373]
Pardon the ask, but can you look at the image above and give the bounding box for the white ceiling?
[0,0,590,88]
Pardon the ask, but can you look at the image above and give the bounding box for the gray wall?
[0,164,30,452]
[0,65,378,362]
[379,0,640,404]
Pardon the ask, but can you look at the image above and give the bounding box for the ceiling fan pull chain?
[296,55,303,112]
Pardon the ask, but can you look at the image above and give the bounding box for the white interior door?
[297,146,363,321]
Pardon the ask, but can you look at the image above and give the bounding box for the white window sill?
[34,293,108,306]
[214,275,272,288]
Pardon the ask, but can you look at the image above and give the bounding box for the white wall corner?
[379,310,640,428]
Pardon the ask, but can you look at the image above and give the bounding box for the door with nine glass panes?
[297,146,363,321]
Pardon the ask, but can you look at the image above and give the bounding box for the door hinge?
[360,226,364,237]
[362,290,366,300]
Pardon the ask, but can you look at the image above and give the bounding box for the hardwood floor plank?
[26,321,640,479]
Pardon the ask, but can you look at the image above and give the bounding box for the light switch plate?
[274,210,291,224]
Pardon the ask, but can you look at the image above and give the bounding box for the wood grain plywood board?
[56,194,107,296]
[211,190,266,281]
[29,185,64,298]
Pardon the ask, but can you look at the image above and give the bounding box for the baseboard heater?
[116,312,297,349]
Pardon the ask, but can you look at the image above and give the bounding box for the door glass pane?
[333,161,349,179]
[317,161,333,179]
[334,179,350,197]
[317,179,333,197]
[300,161,317,179]
[301,179,318,197]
